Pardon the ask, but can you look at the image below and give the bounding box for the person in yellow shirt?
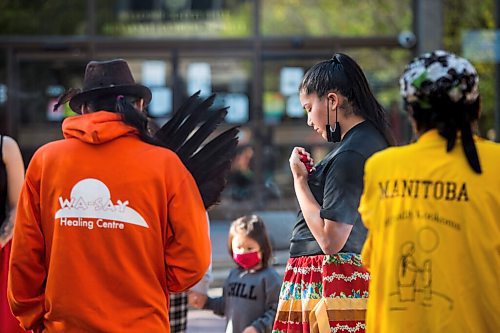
[359,50,500,332]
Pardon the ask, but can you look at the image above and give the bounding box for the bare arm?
[290,147,352,255]
[0,136,25,247]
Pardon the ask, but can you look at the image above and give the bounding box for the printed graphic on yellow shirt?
[55,178,149,230]
[390,227,452,312]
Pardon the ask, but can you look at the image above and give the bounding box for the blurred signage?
[47,98,63,121]
[149,87,172,117]
[187,63,212,96]
[46,85,64,97]
[47,98,75,121]
[286,94,304,118]
[280,67,304,96]
[0,84,6,104]
[462,30,500,62]
[105,9,246,37]
[46,85,76,121]
[264,92,285,124]
[217,93,249,124]
[142,61,166,87]
[142,61,171,117]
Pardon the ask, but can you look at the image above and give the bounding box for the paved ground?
[186,308,226,332]
[184,221,230,332]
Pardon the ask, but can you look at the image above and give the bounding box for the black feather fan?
[153,91,239,209]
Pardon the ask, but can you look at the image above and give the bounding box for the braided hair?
[84,94,160,146]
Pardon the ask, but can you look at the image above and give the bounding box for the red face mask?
[233,251,261,270]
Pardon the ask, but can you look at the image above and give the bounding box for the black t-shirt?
[289,121,389,257]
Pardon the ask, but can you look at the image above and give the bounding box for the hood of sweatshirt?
[62,111,138,144]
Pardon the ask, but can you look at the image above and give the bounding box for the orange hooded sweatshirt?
[8,111,211,332]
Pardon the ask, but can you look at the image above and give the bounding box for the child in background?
[188,215,281,333]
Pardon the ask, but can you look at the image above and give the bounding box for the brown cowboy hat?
[68,59,152,113]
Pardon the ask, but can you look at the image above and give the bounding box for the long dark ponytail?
[85,94,160,146]
[299,53,395,146]
[411,97,481,173]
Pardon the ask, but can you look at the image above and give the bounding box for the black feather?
[197,162,232,207]
[153,92,239,209]
[187,127,239,175]
[156,91,202,139]
[178,107,229,159]
[53,88,81,111]
[167,95,217,151]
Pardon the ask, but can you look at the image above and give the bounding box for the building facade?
[0,0,449,216]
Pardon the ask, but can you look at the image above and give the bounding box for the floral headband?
[399,50,479,108]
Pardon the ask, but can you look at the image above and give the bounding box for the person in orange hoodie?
[7,59,211,332]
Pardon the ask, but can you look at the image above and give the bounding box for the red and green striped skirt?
[272,253,369,333]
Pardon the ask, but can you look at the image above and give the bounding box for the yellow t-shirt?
[359,130,500,333]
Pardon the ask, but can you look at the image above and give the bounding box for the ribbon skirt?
[1,240,26,333]
[272,254,369,333]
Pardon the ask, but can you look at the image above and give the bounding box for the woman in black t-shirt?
[272,53,393,333]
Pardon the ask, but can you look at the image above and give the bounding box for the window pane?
[178,57,252,124]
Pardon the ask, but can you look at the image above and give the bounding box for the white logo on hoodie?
[55,178,148,229]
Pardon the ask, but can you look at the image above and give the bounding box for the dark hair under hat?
[67,59,152,114]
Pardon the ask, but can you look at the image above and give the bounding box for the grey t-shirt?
[289,121,389,257]
[204,267,281,333]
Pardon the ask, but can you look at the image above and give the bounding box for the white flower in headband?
[400,50,479,108]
